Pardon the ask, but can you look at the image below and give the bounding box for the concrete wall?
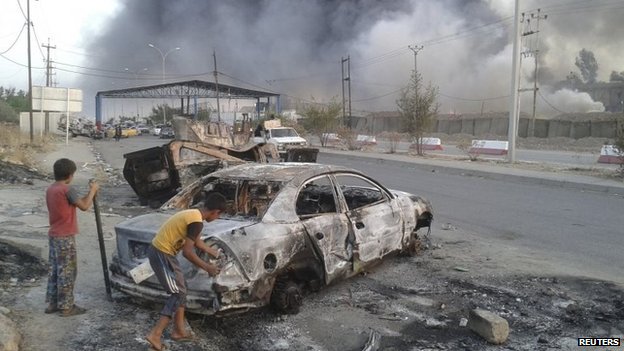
[359,112,623,139]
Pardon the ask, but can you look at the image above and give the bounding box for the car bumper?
[109,257,264,315]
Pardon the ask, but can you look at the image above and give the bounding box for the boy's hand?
[205,263,220,277]
[89,179,100,193]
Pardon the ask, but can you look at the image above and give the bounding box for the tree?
[575,49,598,84]
[299,98,342,147]
[0,86,29,123]
[0,99,18,123]
[609,71,624,82]
[396,71,439,156]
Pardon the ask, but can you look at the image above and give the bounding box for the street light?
[148,44,180,126]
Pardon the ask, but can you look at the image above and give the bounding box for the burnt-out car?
[109,163,433,315]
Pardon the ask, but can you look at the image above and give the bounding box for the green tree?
[0,99,18,123]
[0,86,30,122]
[396,71,439,156]
[575,49,598,84]
[609,71,624,82]
[148,104,180,125]
[299,98,342,147]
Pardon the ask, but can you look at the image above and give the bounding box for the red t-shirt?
[46,182,79,237]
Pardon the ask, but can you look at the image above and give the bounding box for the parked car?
[109,163,433,316]
[159,127,175,139]
[152,124,164,136]
[136,125,150,135]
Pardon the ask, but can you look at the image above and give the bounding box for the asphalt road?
[93,135,624,283]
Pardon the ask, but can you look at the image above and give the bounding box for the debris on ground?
[0,160,48,185]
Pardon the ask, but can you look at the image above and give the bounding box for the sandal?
[44,304,59,314]
[61,305,87,317]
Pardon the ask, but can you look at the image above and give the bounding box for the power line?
[30,22,47,61]
[0,23,27,55]
[439,92,509,102]
[538,90,568,114]
[15,0,27,20]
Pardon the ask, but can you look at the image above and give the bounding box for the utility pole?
[341,56,351,127]
[213,50,221,123]
[507,0,521,163]
[523,9,547,137]
[408,45,424,74]
[42,38,56,87]
[27,0,34,143]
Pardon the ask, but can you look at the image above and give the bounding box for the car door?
[333,173,402,265]
[297,175,353,284]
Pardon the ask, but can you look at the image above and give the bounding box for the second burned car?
[109,163,433,315]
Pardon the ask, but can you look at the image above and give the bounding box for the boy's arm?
[182,222,220,276]
[73,182,99,211]
[194,236,221,258]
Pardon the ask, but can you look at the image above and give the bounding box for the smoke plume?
[78,0,624,117]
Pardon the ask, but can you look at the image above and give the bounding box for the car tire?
[270,278,302,314]
[403,231,421,256]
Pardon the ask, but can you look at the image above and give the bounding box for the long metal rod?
[93,193,112,301]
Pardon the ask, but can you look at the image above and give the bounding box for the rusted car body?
[109,163,433,315]
[123,140,268,207]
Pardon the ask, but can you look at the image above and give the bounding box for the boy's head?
[53,158,77,181]
[200,191,227,222]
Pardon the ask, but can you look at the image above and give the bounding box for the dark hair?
[53,158,77,181]
[203,191,227,212]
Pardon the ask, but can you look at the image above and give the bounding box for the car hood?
[269,136,307,143]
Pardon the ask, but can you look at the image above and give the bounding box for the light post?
[148,44,180,126]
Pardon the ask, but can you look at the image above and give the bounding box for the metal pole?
[213,50,221,122]
[27,0,34,143]
[65,88,70,145]
[92,192,112,301]
[507,0,521,163]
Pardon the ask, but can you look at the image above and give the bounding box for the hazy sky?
[2,0,623,117]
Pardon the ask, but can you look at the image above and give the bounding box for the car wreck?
[123,140,273,207]
[109,163,433,316]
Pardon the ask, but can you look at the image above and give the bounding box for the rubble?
[0,312,20,351]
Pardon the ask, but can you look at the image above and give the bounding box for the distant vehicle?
[253,119,316,161]
[159,127,175,139]
[152,124,164,136]
[136,125,150,135]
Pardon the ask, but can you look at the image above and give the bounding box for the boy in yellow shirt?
[145,192,225,350]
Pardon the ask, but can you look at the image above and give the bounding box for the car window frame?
[331,172,393,212]
[295,174,341,219]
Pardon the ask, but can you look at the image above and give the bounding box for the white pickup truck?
[253,120,317,162]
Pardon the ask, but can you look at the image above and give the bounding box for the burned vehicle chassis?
[109,164,433,316]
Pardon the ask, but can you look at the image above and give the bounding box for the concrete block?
[518,117,529,138]
[437,120,450,134]
[461,118,474,135]
[491,118,508,136]
[571,121,591,139]
[534,119,549,138]
[467,308,509,344]
[474,118,491,136]
[449,120,462,134]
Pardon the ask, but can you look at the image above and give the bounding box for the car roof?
[209,163,354,183]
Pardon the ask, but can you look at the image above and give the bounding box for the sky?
[1,0,624,119]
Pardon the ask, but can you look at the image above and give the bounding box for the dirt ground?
[0,138,623,350]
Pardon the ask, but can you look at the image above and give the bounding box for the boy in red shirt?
[45,158,99,316]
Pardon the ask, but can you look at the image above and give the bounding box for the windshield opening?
[198,179,283,219]
[271,128,299,138]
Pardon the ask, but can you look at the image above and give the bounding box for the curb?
[318,149,624,195]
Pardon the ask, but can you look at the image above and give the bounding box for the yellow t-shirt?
[152,209,203,256]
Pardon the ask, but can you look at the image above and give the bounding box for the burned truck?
[123,140,268,207]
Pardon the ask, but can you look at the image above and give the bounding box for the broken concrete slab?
[467,308,509,344]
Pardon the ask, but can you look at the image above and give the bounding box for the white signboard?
[31,86,83,112]
[19,112,63,135]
